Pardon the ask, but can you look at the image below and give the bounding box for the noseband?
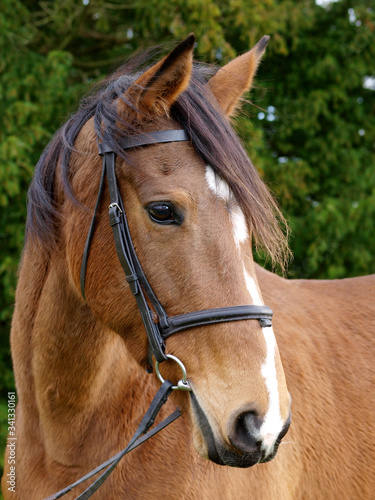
[80,129,273,367]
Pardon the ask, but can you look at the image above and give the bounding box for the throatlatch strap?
[80,161,107,300]
[43,381,180,500]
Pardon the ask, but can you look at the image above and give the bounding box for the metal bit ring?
[155,354,192,391]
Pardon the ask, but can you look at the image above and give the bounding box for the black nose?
[228,410,263,455]
[228,409,291,459]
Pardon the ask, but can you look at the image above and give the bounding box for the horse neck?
[12,239,146,463]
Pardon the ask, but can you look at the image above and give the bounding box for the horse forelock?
[25,46,290,269]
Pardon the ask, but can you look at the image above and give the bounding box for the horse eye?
[147,203,182,225]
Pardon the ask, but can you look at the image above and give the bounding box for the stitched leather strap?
[43,381,179,500]
[75,380,175,499]
[98,130,189,154]
[161,305,273,338]
[106,154,168,363]
[120,129,189,149]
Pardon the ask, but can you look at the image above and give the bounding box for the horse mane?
[26,46,290,270]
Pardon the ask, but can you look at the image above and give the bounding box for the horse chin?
[207,442,268,469]
[190,393,279,469]
[206,436,281,469]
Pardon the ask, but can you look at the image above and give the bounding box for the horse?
[2,33,375,500]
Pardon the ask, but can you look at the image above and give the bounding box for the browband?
[98,129,190,155]
[80,129,274,367]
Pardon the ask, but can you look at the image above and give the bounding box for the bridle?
[44,129,274,499]
[81,128,273,367]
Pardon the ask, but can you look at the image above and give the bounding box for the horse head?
[51,34,291,468]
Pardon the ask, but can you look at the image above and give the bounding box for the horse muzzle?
[190,393,291,468]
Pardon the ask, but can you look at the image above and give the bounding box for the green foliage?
[0,3,84,419]
[248,0,375,278]
[0,0,374,482]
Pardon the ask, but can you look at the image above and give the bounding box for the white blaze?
[205,165,283,454]
[243,267,284,454]
[243,265,263,305]
[259,326,284,454]
[230,205,249,248]
[205,166,249,248]
[205,165,231,202]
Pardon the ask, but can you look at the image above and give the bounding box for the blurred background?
[0,0,374,484]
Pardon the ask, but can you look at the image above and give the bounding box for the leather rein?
[44,129,273,499]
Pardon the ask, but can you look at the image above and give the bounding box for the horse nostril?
[229,411,263,454]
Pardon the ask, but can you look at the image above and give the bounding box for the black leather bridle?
[80,129,273,367]
[44,129,274,499]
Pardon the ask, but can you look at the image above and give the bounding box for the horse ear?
[208,35,270,117]
[130,34,195,115]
